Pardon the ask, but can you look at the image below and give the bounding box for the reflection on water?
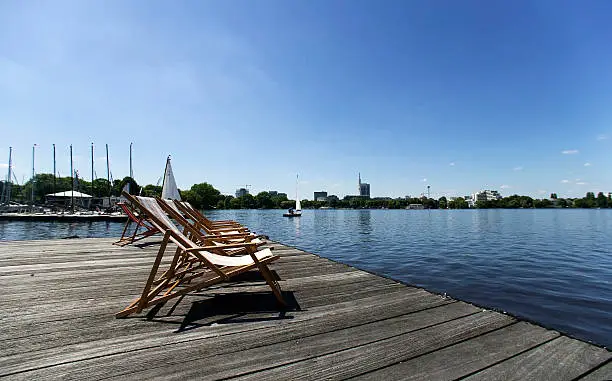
[357,210,371,235]
[1,209,611,347]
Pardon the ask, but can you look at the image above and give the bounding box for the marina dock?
[1,237,610,380]
[0,213,127,222]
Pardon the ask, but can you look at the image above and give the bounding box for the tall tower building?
[358,172,370,198]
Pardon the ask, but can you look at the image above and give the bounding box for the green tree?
[438,196,448,209]
[182,182,220,209]
[271,193,288,208]
[255,192,274,209]
[240,194,256,209]
[574,198,587,208]
[120,177,140,196]
[596,192,608,208]
[141,184,162,197]
[92,178,112,197]
[280,200,294,209]
[222,195,234,209]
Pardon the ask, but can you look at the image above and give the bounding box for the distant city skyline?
[1,2,611,199]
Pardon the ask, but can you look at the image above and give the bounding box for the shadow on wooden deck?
[143,291,301,333]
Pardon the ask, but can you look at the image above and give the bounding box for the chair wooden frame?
[114,201,160,246]
[158,199,261,244]
[116,194,285,318]
[156,197,266,255]
[176,201,249,232]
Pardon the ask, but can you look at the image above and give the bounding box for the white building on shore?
[469,190,502,206]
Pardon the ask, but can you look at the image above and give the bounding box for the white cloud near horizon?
[513,166,523,171]
[596,134,608,141]
[561,179,569,183]
[449,162,455,166]
[421,178,427,182]
[500,184,510,189]
[561,149,579,154]
[0,163,8,168]
[584,162,591,167]
[576,182,588,185]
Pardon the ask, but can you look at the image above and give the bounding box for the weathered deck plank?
[0,237,608,380]
[463,336,611,381]
[351,322,560,380]
[577,361,612,380]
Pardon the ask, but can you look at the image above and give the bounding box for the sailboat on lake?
[283,174,302,217]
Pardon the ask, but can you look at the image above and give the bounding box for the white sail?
[295,174,301,211]
[161,156,181,200]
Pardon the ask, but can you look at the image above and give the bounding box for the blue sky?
[1,1,611,199]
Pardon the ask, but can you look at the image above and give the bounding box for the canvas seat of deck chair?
[116,195,285,318]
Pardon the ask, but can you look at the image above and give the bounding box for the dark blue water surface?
[1,209,611,347]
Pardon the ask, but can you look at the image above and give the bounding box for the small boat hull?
[283,213,302,217]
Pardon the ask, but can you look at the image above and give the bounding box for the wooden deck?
[0,237,610,380]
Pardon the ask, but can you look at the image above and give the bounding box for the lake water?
[1,209,611,348]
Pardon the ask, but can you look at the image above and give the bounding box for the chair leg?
[259,264,286,306]
[136,231,171,313]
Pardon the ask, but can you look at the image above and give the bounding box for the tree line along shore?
[1,174,610,210]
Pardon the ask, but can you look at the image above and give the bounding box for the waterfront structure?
[45,191,93,209]
[407,204,425,210]
[314,191,328,202]
[358,173,371,198]
[235,188,249,198]
[472,190,502,203]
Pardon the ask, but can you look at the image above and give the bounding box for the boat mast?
[161,155,170,192]
[296,174,299,209]
[106,144,111,206]
[52,144,56,194]
[31,144,37,205]
[2,147,12,204]
[70,144,74,213]
[91,143,94,199]
[129,142,133,179]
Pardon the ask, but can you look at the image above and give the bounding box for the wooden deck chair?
[176,201,249,231]
[156,197,267,256]
[116,195,285,318]
[160,199,263,245]
[113,201,160,246]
